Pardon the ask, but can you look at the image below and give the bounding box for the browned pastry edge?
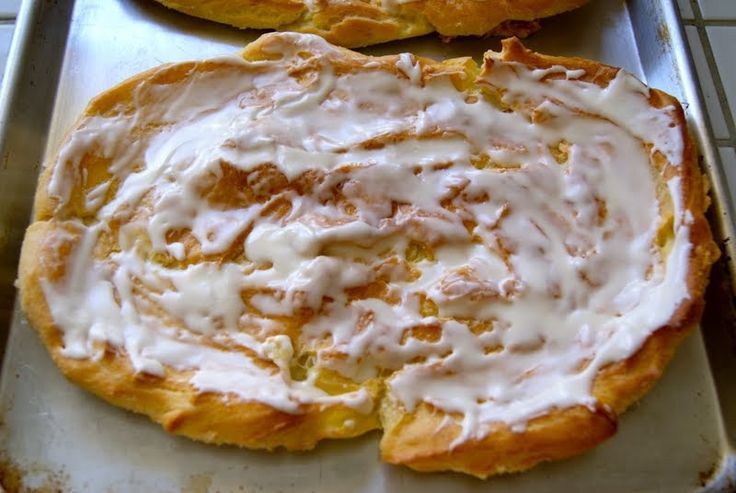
[17,34,720,477]
[151,0,590,47]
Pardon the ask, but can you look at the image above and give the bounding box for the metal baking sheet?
[0,0,735,491]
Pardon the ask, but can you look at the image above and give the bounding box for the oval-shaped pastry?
[19,32,719,477]
[151,0,590,47]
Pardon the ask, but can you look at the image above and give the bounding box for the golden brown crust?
[151,0,590,47]
[18,34,719,477]
[381,402,618,475]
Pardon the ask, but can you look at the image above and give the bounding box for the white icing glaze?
[40,33,692,439]
[396,53,422,84]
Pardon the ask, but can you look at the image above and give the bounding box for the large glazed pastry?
[151,0,590,47]
[18,32,719,477]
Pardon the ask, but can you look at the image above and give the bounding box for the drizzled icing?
[40,33,691,441]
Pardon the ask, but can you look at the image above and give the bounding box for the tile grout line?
[688,0,736,148]
[682,19,736,27]
[699,20,736,27]
[715,139,736,147]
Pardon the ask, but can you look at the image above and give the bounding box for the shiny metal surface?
[0,0,734,490]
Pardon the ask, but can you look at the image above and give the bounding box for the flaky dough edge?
[151,0,590,47]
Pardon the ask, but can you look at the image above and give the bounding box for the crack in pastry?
[151,0,590,47]
[18,32,719,477]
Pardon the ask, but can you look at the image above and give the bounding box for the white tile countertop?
[678,0,736,203]
[0,0,734,200]
[0,0,16,82]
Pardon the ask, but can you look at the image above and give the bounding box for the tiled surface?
[0,23,13,80]
[681,0,736,201]
[697,0,736,19]
[685,26,730,139]
[0,0,19,19]
[0,0,17,83]
[706,26,736,127]
[720,147,736,199]
[678,0,694,19]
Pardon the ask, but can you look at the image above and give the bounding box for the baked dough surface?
[151,0,590,47]
[19,33,719,477]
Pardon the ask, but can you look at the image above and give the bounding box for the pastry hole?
[471,154,492,170]
[479,85,509,111]
[549,140,570,164]
[462,219,477,235]
[289,352,315,382]
[467,319,494,335]
[431,162,453,171]
[484,344,504,355]
[355,311,375,334]
[342,201,358,216]
[471,153,520,171]
[418,294,439,317]
[496,162,521,171]
[442,349,455,360]
[345,281,399,304]
[400,324,442,344]
[531,106,553,124]
[595,197,608,225]
[405,241,435,262]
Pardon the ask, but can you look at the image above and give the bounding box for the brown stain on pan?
[0,457,24,493]
[0,455,69,493]
[698,461,718,488]
[182,472,214,493]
